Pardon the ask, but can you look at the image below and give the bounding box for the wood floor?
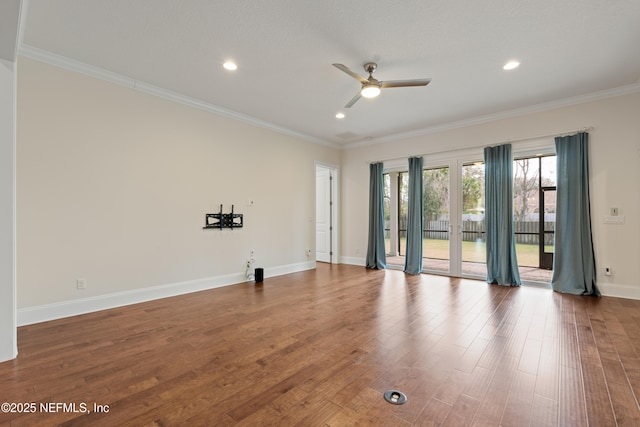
[2,264,640,426]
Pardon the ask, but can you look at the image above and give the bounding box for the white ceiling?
[19,0,640,147]
[0,0,21,61]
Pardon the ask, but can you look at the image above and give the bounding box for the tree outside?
[462,164,484,213]
[422,168,449,221]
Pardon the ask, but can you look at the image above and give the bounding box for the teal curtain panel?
[404,157,424,274]
[484,144,521,286]
[552,132,599,296]
[366,162,387,269]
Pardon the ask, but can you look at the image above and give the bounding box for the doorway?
[513,155,556,276]
[315,164,339,264]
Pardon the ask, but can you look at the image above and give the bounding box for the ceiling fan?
[332,62,431,108]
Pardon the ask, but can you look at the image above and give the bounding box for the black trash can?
[254,267,264,283]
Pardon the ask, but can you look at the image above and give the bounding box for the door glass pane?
[513,158,540,230]
[515,234,539,267]
[544,189,556,253]
[383,173,390,254]
[513,158,540,271]
[541,156,556,186]
[423,167,449,272]
[461,163,486,277]
[398,172,408,256]
[541,156,557,255]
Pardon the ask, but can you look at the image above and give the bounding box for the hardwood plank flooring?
[1,263,640,426]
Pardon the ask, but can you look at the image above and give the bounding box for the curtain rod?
[367,126,593,164]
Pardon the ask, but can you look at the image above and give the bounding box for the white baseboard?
[264,261,316,278]
[597,282,640,300]
[339,256,366,266]
[17,261,316,326]
[0,348,18,363]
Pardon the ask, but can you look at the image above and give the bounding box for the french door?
[385,151,555,281]
[389,159,478,277]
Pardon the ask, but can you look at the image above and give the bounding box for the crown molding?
[17,44,340,149]
[17,0,29,48]
[16,44,640,152]
[18,44,137,86]
[345,81,640,150]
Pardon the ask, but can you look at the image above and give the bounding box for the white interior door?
[315,166,333,263]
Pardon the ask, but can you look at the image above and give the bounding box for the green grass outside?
[386,238,553,267]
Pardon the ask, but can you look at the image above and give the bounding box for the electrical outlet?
[306,249,311,257]
[76,278,87,289]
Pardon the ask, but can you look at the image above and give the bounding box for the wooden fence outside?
[394,220,555,244]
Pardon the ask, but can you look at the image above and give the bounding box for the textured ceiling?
[19,0,640,147]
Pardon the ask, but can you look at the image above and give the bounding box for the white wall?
[17,58,340,322]
[341,91,640,299]
[0,59,17,361]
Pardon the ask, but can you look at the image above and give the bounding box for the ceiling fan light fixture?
[333,62,430,108]
[361,84,381,98]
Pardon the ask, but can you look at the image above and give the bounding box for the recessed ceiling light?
[503,60,520,70]
[335,112,345,119]
[223,61,238,71]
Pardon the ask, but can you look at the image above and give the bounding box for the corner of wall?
[598,282,640,301]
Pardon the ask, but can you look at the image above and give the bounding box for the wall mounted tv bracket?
[203,204,243,229]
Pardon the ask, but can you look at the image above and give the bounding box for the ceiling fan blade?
[380,78,432,88]
[344,91,362,108]
[333,63,368,83]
